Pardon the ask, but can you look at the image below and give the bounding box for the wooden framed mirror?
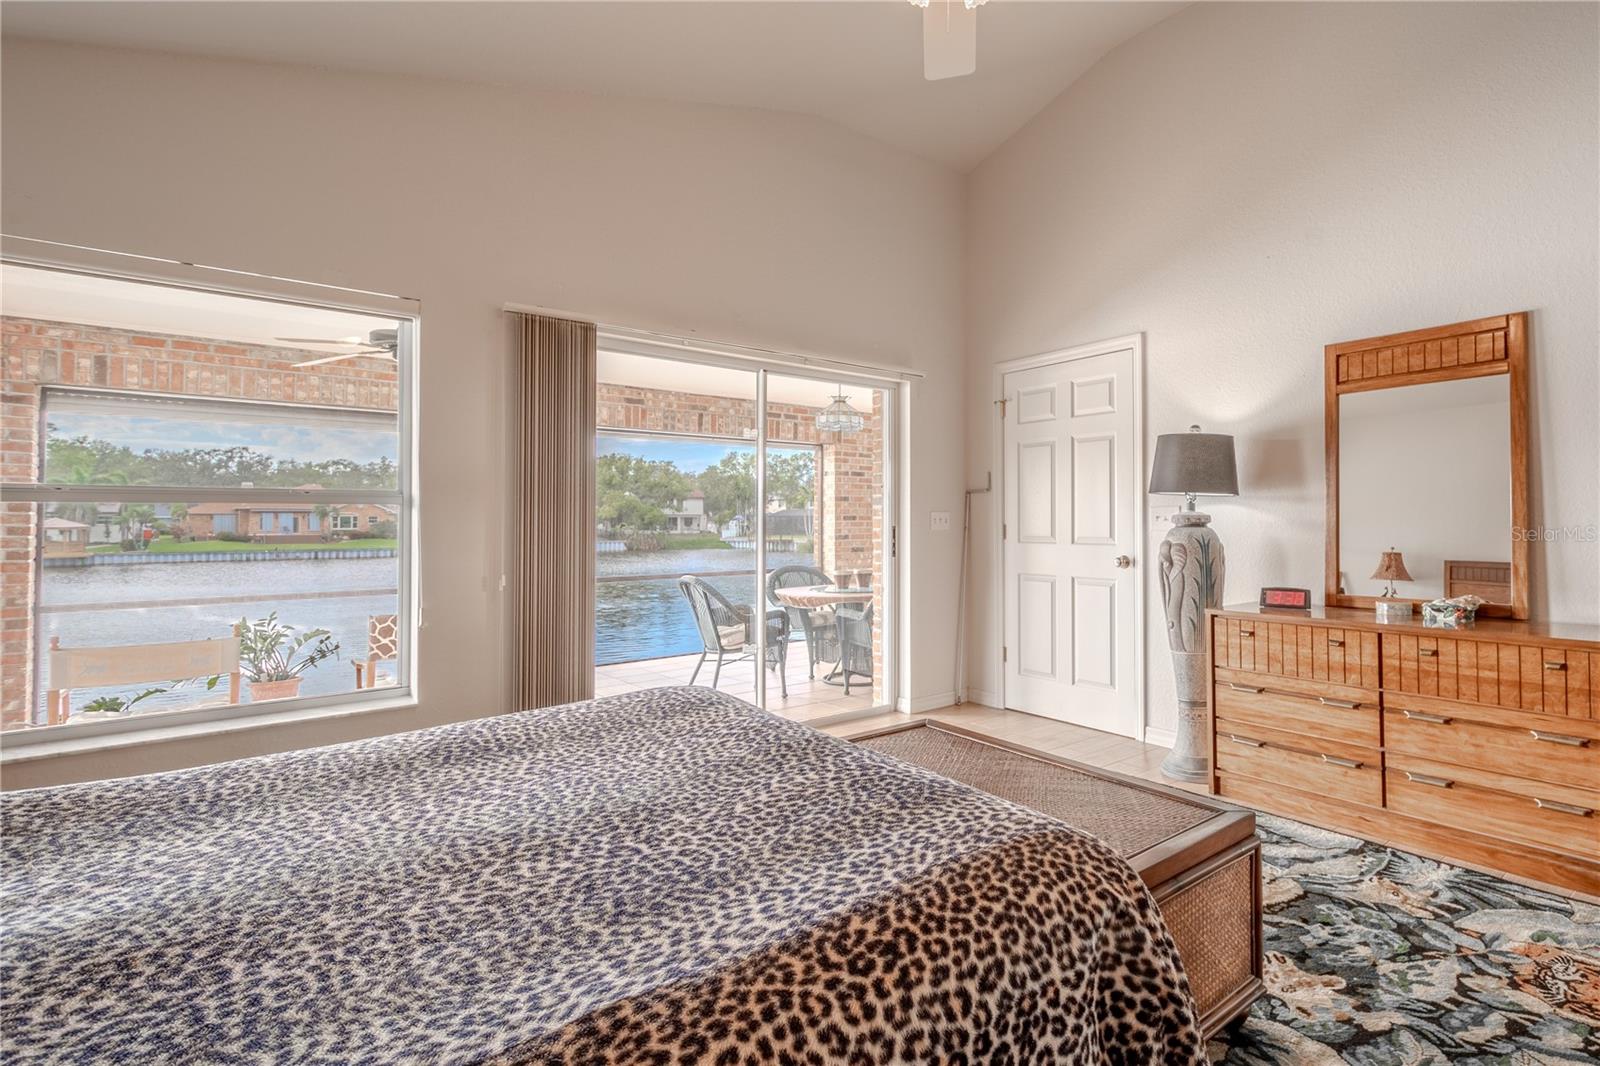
[1325,312,1529,619]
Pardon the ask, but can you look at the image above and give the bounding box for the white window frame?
[0,235,421,753]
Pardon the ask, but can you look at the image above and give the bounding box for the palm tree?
[54,463,128,527]
[117,503,157,547]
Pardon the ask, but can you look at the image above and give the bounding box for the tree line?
[597,449,814,534]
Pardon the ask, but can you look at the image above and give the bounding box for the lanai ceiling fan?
[276,327,399,367]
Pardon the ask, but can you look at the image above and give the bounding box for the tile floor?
[596,647,879,723]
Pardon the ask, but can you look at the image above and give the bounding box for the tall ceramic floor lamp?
[1149,425,1239,782]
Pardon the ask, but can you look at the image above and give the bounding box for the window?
[0,254,415,740]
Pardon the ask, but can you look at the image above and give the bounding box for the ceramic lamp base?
[1375,599,1413,623]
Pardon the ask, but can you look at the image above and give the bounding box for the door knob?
[1113,555,1133,569]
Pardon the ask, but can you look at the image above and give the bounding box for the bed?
[2,688,1202,1064]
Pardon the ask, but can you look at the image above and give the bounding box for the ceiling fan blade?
[294,350,394,368]
[923,0,977,81]
[276,335,365,346]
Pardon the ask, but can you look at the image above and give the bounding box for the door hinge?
[1002,522,1007,540]
[891,525,897,559]
[1003,646,1008,663]
[996,398,1008,420]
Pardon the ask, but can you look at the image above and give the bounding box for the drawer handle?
[1402,709,1452,725]
[1227,734,1264,748]
[1240,629,1255,638]
[1328,638,1345,647]
[1318,696,1361,710]
[1419,648,1437,657]
[1320,753,1364,769]
[1404,771,1453,788]
[1544,661,1567,671]
[1534,798,1593,818]
[1227,683,1265,694]
[1530,730,1590,748]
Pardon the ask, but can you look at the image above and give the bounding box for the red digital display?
[1260,587,1311,609]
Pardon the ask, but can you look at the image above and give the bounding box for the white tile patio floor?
[596,645,878,723]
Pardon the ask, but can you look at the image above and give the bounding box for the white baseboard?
[963,689,1003,710]
[901,690,957,713]
[1143,726,1176,748]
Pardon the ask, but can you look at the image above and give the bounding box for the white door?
[1002,346,1138,735]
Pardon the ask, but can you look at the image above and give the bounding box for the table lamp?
[1372,548,1413,621]
[1149,425,1238,782]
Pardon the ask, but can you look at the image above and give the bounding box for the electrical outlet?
[930,511,952,531]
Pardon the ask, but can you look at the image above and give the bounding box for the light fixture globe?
[815,387,866,434]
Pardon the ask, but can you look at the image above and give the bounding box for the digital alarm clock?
[1259,587,1312,610]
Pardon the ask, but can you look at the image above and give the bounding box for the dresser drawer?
[1214,721,1381,808]
[1214,669,1379,748]
[1213,618,1379,689]
[1384,695,1599,791]
[1381,635,1599,718]
[1386,756,1599,859]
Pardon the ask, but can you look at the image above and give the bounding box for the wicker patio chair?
[834,603,874,696]
[679,576,789,697]
[765,564,839,679]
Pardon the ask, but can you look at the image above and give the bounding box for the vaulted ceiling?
[1,1,1182,170]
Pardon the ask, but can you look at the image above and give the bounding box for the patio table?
[772,584,873,687]
[771,584,873,610]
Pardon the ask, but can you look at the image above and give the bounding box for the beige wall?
[965,2,1599,732]
[0,38,965,785]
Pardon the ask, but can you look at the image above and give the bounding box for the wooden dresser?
[1206,604,1600,895]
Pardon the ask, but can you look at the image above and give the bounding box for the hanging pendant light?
[815,385,865,434]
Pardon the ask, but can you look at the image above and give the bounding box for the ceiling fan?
[276,327,399,367]
[910,0,988,81]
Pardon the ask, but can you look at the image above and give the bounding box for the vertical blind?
[512,312,597,710]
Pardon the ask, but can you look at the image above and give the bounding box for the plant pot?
[248,677,303,703]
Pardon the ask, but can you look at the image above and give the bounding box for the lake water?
[33,547,818,717]
[595,547,816,666]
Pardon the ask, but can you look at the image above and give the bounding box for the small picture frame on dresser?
[1258,587,1312,611]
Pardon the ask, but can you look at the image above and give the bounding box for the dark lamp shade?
[1148,427,1239,497]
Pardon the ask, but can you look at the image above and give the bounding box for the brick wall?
[0,316,398,727]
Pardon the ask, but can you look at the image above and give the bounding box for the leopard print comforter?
[2,687,1201,1064]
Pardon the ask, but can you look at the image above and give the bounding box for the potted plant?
[76,687,168,721]
[237,613,340,702]
[74,675,222,721]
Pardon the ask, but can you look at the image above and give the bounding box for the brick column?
[1,322,41,728]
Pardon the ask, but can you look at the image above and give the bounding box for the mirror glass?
[1338,375,1511,603]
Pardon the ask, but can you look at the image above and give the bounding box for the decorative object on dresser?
[1259,587,1312,611]
[1326,312,1528,619]
[1206,605,1600,895]
[1149,424,1239,782]
[1371,547,1414,621]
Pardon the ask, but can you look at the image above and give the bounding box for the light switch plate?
[930,511,952,531]
[1149,503,1180,526]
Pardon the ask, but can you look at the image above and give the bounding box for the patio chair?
[834,604,874,696]
[765,564,839,679]
[352,614,400,689]
[679,576,788,697]
[45,633,242,725]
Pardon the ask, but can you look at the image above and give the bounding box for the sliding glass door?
[593,345,895,722]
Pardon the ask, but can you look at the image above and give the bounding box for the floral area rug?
[1209,814,1600,1064]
